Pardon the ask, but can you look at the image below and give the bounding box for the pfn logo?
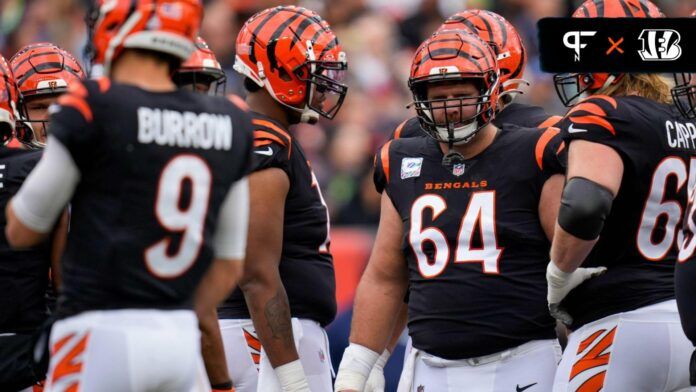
[563,31,597,62]
[638,29,682,61]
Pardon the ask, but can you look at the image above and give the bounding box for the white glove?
[334,343,381,392]
[364,350,390,392]
[546,261,606,325]
[275,360,310,392]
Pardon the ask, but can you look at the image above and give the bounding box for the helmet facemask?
[173,69,227,96]
[672,73,696,119]
[410,72,499,146]
[294,47,348,122]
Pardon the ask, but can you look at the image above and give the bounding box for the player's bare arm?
[196,176,250,388]
[196,259,244,387]
[335,192,408,392]
[238,167,297,366]
[547,139,622,323]
[539,174,565,241]
[550,140,623,270]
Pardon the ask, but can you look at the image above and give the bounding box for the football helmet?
[408,29,499,145]
[437,10,527,102]
[0,55,20,146]
[10,42,85,148]
[85,0,202,75]
[173,37,226,95]
[233,6,348,123]
[554,0,663,106]
[671,10,695,119]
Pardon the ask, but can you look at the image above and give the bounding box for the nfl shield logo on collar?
[452,163,465,177]
[401,157,423,179]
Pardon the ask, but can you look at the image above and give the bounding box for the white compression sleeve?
[212,176,249,260]
[11,136,80,233]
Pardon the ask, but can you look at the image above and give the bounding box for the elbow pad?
[558,177,614,241]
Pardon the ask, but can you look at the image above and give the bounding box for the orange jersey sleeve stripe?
[380,140,393,184]
[58,95,93,122]
[567,102,607,118]
[535,127,560,170]
[251,119,292,142]
[254,130,286,147]
[253,130,291,158]
[253,140,273,147]
[571,115,616,135]
[393,119,409,139]
[537,115,562,129]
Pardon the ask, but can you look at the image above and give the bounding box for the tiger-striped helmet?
[437,10,526,101]
[173,37,226,95]
[554,0,663,106]
[409,30,500,144]
[86,0,202,75]
[0,55,20,146]
[233,6,348,123]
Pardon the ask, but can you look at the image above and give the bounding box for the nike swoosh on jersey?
[254,146,274,156]
[568,123,588,133]
[516,382,537,392]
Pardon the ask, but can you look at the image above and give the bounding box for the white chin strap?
[300,109,319,124]
[435,121,478,145]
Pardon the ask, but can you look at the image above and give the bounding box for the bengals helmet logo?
[637,29,682,61]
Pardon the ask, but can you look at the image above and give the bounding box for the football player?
[387,10,561,142]
[173,36,226,95]
[216,6,347,392]
[0,54,45,392]
[334,29,581,392]
[547,1,695,390]
[10,42,85,149]
[5,0,254,391]
[673,9,696,388]
[366,11,565,388]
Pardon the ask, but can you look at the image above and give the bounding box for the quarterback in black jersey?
[547,1,693,391]
[216,6,346,392]
[5,1,253,391]
[336,29,570,392]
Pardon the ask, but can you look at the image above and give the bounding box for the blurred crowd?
[1,0,693,225]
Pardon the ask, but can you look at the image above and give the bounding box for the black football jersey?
[49,79,253,316]
[218,113,336,327]
[558,95,696,330]
[0,148,50,333]
[374,125,565,359]
[377,105,561,193]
